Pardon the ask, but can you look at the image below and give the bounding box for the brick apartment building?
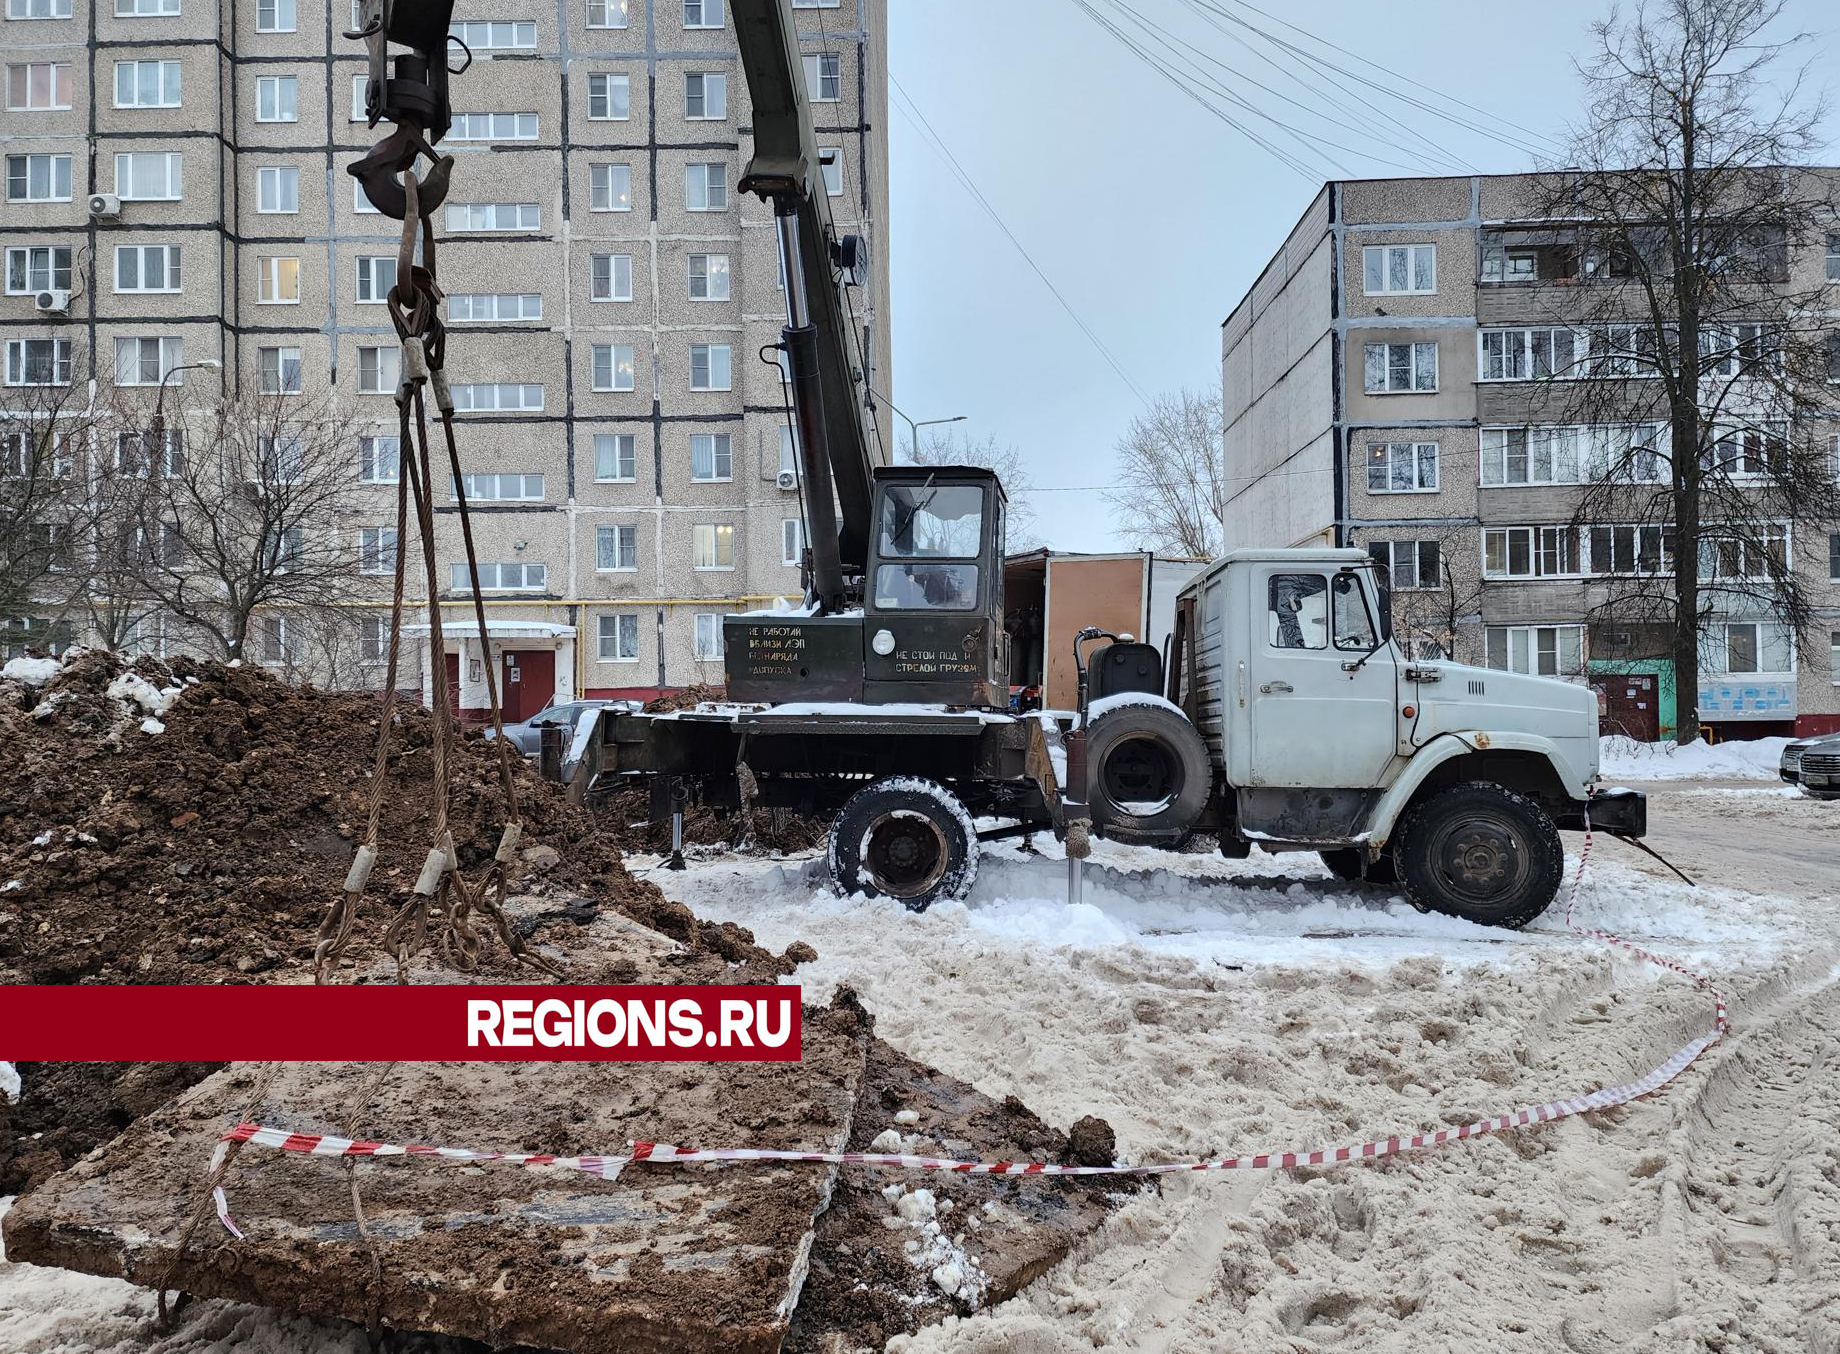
[1220,174,1840,739]
[1,0,890,717]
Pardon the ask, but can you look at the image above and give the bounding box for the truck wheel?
[1085,702,1210,845]
[1319,849,1397,886]
[1394,782,1562,929]
[827,778,977,912]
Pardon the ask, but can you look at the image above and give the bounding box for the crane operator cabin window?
[875,482,983,611]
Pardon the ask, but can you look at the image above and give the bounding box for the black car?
[1780,731,1840,799]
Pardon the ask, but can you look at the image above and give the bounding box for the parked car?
[1780,731,1840,799]
[484,700,639,769]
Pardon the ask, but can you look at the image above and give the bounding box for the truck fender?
[1365,731,1575,849]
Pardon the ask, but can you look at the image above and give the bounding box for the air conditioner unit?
[88,192,121,219]
[34,289,71,315]
[776,470,798,491]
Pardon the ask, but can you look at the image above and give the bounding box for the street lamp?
[867,386,966,462]
[150,358,221,467]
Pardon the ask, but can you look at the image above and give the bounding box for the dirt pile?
[0,651,804,1192]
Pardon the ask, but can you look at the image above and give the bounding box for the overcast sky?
[880,0,1838,553]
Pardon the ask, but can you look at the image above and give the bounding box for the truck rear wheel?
[1394,781,1562,929]
[827,778,977,912]
[1085,702,1210,845]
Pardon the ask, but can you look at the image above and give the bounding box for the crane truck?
[576,0,1648,929]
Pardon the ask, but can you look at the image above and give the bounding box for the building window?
[590,163,632,212]
[818,147,842,197]
[114,428,184,476]
[586,0,627,28]
[117,152,182,201]
[257,165,298,213]
[1480,424,1666,486]
[354,177,386,213]
[1479,327,1585,382]
[257,255,300,304]
[599,612,640,662]
[693,523,735,569]
[359,615,388,663]
[591,253,633,302]
[1830,531,1839,583]
[596,523,638,571]
[1362,341,1436,394]
[114,336,183,386]
[5,338,72,386]
[1703,422,1787,479]
[588,73,630,120]
[1366,540,1441,591]
[1486,625,1584,678]
[779,426,798,478]
[116,0,178,12]
[781,518,804,567]
[1365,440,1436,493]
[444,202,539,231]
[1479,244,1538,283]
[450,20,535,49]
[684,163,727,211]
[1482,525,1578,579]
[690,432,732,481]
[803,52,840,102]
[1827,232,1840,284]
[449,111,538,141]
[1717,621,1792,675]
[688,253,730,301]
[1588,524,1670,576]
[455,472,543,502]
[10,0,75,17]
[358,346,400,394]
[5,61,70,109]
[114,243,180,293]
[6,153,71,201]
[595,433,636,481]
[255,74,296,122]
[354,255,392,303]
[683,0,720,26]
[685,72,726,120]
[1703,526,1787,582]
[450,383,544,411]
[451,562,546,592]
[114,60,181,108]
[592,344,636,392]
[693,612,724,659]
[1362,243,1435,295]
[359,435,400,483]
[260,616,295,665]
[258,345,303,394]
[689,343,731,391]
[255,0,294,32]
[5,245,71,295]
[359,526,397,576]
[258,435,305,484]
[448,293,542,321]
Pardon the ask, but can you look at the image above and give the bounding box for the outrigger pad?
[4,1016,868,1354]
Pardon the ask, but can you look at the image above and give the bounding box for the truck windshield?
[879,483,984,559]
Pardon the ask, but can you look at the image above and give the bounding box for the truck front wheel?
[1394,782,1562,929]
[827,778,978,912]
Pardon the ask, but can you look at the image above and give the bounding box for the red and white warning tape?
[211,801,1728,1239]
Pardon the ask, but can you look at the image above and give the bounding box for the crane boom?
[734,0,879,613]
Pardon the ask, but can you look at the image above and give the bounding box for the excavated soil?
[0,652,803,1193]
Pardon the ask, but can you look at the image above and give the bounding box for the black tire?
[827,778,977,912]
[1085,702,1211,845]
[1394,781,1563,929]
[1318,848,1398,886]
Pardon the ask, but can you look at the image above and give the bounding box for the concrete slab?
[4,1006,869,1354]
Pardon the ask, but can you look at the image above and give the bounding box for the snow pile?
[0,1062,17,1104]
[1,656,60,686]
[105,670,183,720]
[1602,734,1790,781]
[882,1184,987,1305]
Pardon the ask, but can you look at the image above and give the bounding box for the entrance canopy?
[399,620,576,641]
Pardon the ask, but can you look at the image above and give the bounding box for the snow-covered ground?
[1600,733,1790,781]
[5,821,1838,1353]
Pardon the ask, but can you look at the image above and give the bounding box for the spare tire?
[1084,700,1210,845]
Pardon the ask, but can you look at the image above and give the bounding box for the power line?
[888,74,1153,405]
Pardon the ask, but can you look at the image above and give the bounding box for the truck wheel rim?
[1428,814,1528,906]
[1100,735,1178,815]
[863,811,949,899]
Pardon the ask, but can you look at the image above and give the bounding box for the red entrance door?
[1602,672,1660,742]
[443,654,461,715]
[501,649,556,723]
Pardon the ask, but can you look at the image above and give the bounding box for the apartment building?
[1,0,890,716]
[1221,174,1840,739]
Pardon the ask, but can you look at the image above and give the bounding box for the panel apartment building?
[1,0,890,717]
[1221,174,1840,740]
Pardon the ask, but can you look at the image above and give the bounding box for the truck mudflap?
[1558,787,1646,837]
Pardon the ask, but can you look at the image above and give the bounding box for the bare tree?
[115,384,370,661]
[0,363,110,652]
[911,429,1040,549]
[1111,388,1225,558]
[1520,0,1840,740]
